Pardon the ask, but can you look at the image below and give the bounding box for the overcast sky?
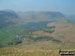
[0,0,75,15]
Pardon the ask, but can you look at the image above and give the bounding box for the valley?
[0,10,75,56]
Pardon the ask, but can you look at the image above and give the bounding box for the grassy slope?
[0,27,25,47]
[0,47,75,56]
[0,47,59,56]
[53,19,75,43]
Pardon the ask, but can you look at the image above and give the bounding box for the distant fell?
[0,10,19,28]
[18,11,65,23]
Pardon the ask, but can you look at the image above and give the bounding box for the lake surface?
[19,19,75,28]
[20,21,56,28]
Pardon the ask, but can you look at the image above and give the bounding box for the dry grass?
[0,45,75,56]
[0,47,60,56]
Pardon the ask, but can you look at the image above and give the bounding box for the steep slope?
[53,19,75,43]
[47,19,75,43]
[0,10,19,28]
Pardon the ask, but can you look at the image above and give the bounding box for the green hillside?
[0,27,24,47]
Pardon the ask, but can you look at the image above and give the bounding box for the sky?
[0,0,75,15]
